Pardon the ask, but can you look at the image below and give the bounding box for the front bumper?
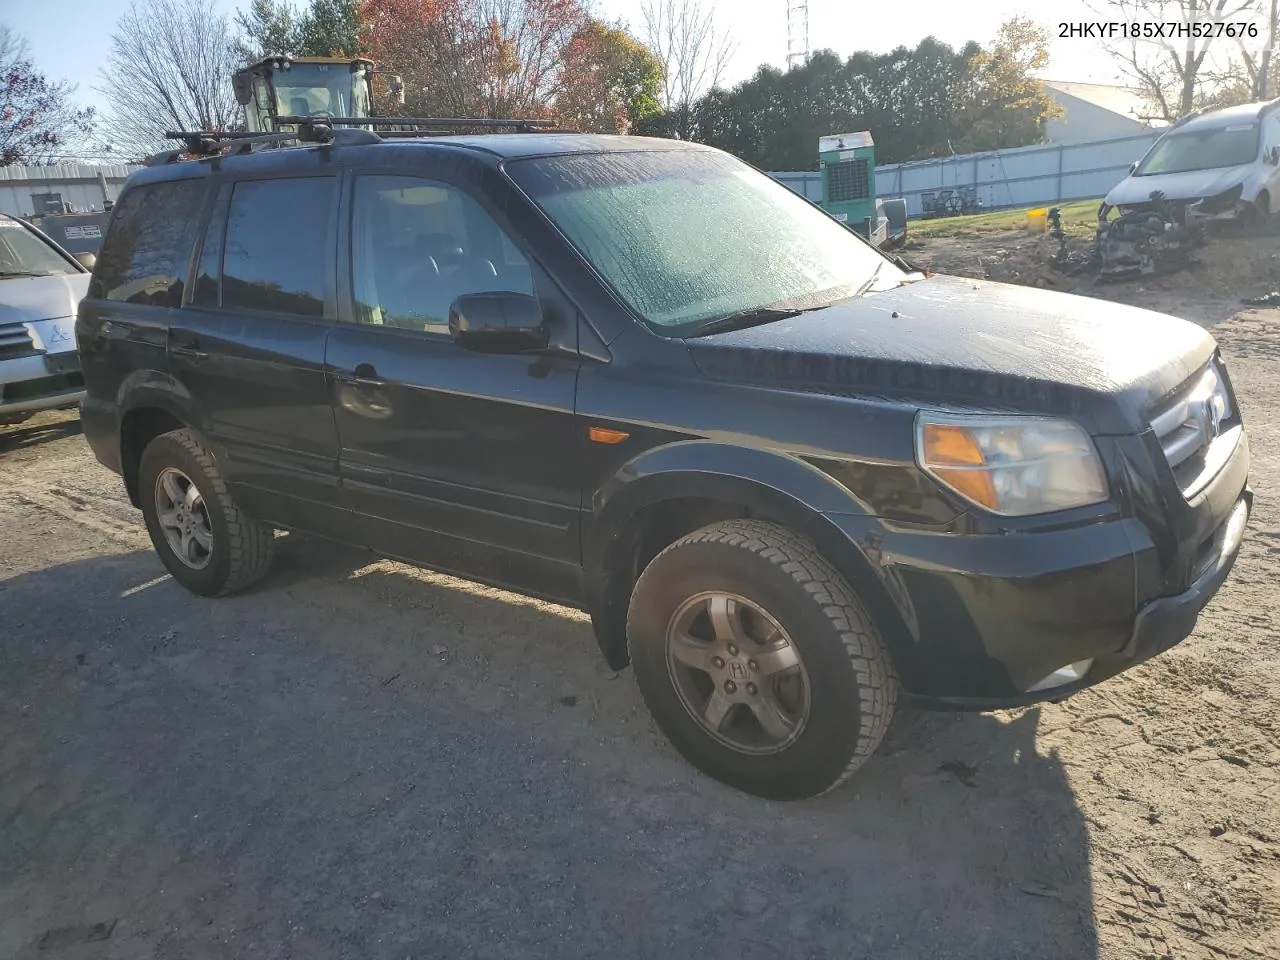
[824,432,1252,710]
[0,352,85,417]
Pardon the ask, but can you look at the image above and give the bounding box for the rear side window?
[220,178,335,317]
[90,179,203,305]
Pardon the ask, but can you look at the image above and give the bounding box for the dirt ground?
[2,236,1279,958]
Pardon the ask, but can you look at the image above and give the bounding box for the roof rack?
[142,115,571,165]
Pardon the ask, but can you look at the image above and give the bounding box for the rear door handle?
[342,362,386,387]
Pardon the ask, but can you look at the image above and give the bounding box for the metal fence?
[769,130,1165,217]
[0,163,141,218]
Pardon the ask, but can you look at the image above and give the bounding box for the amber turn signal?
[589,426,630,444]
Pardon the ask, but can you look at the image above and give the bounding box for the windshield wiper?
[687,306,817,338]
[0,270,47,279]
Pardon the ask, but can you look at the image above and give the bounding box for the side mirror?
[1268,146,1279,165]
[73,252,96,270]
[1129,160,1139,174]
[448,292,547,354]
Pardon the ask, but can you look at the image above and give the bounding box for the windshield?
[1135,123,1259,176]
[273,63,357,117]
[0,218,78,277]
[506,149,897,331]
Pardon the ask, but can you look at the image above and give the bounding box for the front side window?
[90,179,204,305]
[506,149,894,332]
[1136,124,1260,176]
[0,218,79,278]
[350,175,535,334]
[221,178,336,317]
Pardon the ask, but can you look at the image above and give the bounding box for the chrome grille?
[0,321,37,360]
[1149,362,1233,493]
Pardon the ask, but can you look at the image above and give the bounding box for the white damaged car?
[1104,99,1280,224]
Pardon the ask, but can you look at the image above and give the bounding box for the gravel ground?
[2,304,1278,959]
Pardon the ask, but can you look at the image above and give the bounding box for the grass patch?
[909,198,1101,239]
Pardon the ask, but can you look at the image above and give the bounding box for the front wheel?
[138,428,275,597]
[627,520,898,800]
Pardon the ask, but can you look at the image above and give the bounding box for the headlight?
[915,414,1109,516]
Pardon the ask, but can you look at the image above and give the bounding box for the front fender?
[584,440,922,676]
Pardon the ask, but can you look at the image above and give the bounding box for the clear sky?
[5,0,1129,120]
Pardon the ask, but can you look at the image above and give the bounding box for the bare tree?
[0,26,95,164]
[96,0,241,158]
[1088,0,1258,121]
[1238,0,1278,97]
[641,0,737,138]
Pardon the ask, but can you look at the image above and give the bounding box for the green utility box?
[817,130,906,248]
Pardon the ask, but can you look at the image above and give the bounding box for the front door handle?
[171,331,208,361]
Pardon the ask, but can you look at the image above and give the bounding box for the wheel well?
[1257,189,1270,214]
[120,407,186,507]
[592,492,916,678]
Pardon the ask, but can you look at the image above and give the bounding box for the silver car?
[0,214,91,425]
[1104,98,1280,223]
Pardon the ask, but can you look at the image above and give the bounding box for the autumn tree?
[952,17,1063,154]
[0,26,95,165]
[98,0,241,156]
[359,0,588,118]
[557,20,663,132]
[1088,0,1257,121]
[640,0,736,138]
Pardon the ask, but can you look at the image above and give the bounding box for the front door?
[170,175,342,529]
[327,172,582,603]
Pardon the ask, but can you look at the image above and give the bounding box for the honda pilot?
[76,132,1251,800]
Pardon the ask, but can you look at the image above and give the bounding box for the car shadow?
[0,413,82,454]
[1,548,1099,960]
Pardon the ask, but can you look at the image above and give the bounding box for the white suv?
[1104,99,1280,223]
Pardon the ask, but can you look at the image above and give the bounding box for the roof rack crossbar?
[273,115,557,131]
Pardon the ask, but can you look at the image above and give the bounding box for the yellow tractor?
[232,55,404,132]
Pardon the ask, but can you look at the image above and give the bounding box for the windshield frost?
[1135,124,1259,176]
[0,220,77,277]
[507,150,894,329]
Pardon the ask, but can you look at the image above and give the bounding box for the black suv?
[77,132,1251,800]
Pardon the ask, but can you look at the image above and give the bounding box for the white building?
[1040,80,1167,144]
[0,163,141,218]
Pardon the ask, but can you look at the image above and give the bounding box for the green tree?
[296,0,363,56]
[234,0,300,61]
[235,0,363,62]
[557,20,663,132]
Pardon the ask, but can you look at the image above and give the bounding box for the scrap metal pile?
[1094,191,1206,281]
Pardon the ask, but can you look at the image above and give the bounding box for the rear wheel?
[138,428,275,597]
[627,519,898,800]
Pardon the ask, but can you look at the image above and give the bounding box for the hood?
[0,272,90,326]
[684,274,1216,435]
[1104,164,1255,206]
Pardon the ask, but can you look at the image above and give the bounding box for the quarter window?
[221,178,336,317]
[350,175,534,334]
[90,179,204,306]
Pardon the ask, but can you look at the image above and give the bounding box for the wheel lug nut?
[727,644,738,656]
[746,682,758,696]
[724,680,737,694]
[711,656,725,669]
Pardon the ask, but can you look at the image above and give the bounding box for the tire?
[627,519,898,800]
[137,427,275,597]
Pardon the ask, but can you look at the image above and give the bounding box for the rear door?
[170,174,342,530]
[78,178,204,430]
[326,170,583,603]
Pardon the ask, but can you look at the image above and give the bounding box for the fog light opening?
[1027,658,1095,693]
